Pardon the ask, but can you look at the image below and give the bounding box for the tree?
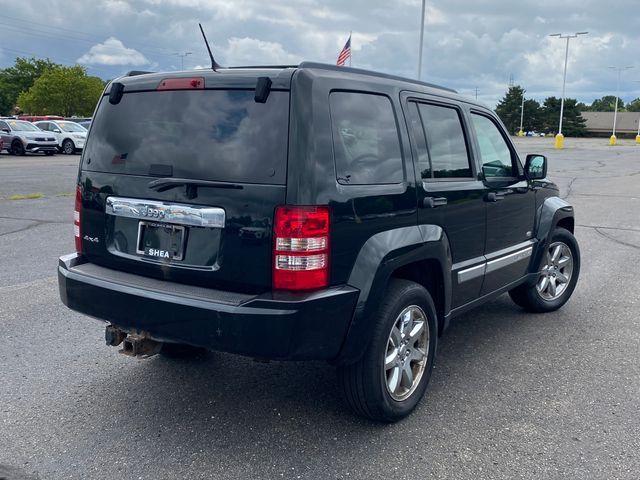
[626,98,640,112]
[521,99,542,132]
[576,101,589,112]
[0,57,59,115]
[495,85,526,134]
[17,66,105,117]
[589,95,625,112]
[540,97,586,136]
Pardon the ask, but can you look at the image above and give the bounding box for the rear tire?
[159,342,208,358]
[337,279,438,422]
[509,227,580,313]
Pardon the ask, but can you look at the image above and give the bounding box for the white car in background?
[34,120,87,154]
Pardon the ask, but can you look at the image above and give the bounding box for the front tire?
[509,227,580,312]
[62,139,75,155]
[11,140,25,156]
[337,279,438,422]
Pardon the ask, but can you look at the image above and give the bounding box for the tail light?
[74,186,82,254]
[273,206,330,290]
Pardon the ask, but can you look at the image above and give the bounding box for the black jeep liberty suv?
[58,63,580,422]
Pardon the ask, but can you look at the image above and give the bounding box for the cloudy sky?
[1,0,639,107]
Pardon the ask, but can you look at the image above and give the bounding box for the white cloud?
[77,38,150,66]
[222,37,300,65]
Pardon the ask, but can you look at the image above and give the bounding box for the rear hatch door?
[78,71,292,293]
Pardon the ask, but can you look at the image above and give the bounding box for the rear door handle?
[486,192,505,202]
[422,197,448,208]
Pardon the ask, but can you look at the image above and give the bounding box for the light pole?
[549,32,588,149]
[417,0,426,80]
[608,66,633,145]
[635,81,640,144]
[175,52,192,70]
[518,88,526,136]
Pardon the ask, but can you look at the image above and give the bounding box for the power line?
[0,13,178,57]
[0,20,175,60]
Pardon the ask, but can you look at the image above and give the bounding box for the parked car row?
[0,116,90,156]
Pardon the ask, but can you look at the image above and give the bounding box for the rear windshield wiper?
[148,178,243,199]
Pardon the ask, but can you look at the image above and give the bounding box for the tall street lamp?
[608,66,633,145]
[175,52,192,70]
[549,32,588,149]
[518,88,526,137]
[417,0,426,80]
[635,81,640,144]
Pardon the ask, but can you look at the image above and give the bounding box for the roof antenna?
[199,23,222,71]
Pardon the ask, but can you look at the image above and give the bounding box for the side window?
[417,103,472,179]
[38,122,49,131]
[329,91,403,185]
[0,121,8,131]
[471,113,516,178]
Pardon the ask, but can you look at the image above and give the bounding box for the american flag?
[336,35,351,66]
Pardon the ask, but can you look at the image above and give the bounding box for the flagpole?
[418,0,426,79]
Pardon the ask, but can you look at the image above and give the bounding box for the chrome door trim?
[485,246,532,274]
[106,196,225,228]
[457,263,485,283]
[454,240,535,283]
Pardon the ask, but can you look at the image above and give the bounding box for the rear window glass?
[329,91,403,185]
[82,90,289,184]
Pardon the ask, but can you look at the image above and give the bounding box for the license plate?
[136,222,186,261]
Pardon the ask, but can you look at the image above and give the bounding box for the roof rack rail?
[226,65,298,70]
[297,61,457,93]
[125,70,155,77]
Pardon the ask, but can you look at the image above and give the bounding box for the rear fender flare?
[336,225,451,365]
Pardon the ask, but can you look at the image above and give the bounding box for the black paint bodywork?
[58,62,575,363]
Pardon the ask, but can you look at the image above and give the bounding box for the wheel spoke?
[385,349,398,370]
[551,245,562,263]
[408,320,424,344]
[538,276,549,293]
[401,362,414,390]
[556,272,569,284]
[400,311,411,336]
[557,256,571,268]
[548,277,557,297]
[389,326,402,348]
[387,366,401,393]
[409,347,427,363]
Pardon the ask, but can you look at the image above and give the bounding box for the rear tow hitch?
[105,325,162,358]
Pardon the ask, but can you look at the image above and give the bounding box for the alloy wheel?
[537,241,574,301]
[384,305,429,401]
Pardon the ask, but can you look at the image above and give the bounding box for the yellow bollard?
[609,135,617,146]
[636,135,640,144]
[554,133,564,149]
[517,130,524,137]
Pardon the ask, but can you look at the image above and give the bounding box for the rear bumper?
[58,253,359,360]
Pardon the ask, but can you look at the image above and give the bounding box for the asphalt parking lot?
[1,138,639,480]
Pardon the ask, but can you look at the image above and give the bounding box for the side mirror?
[53,128,61,133]
[525,154,547,180]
